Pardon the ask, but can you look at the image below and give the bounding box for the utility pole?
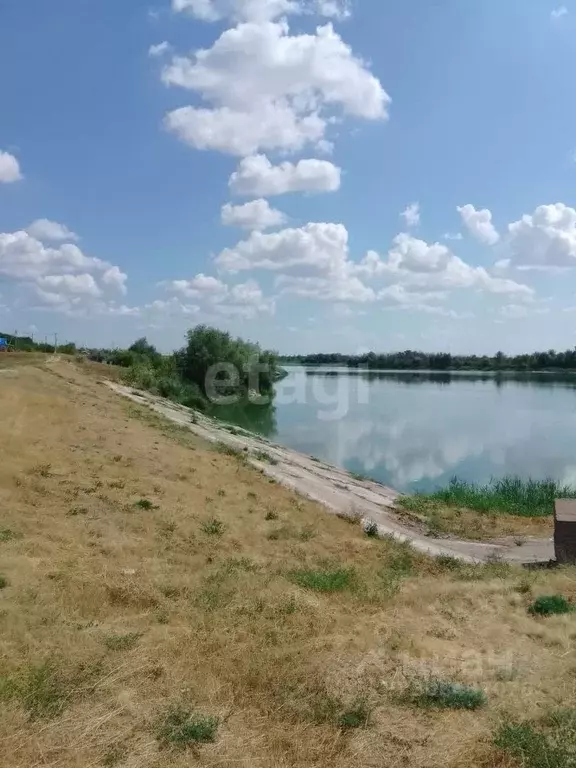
[53,333,58,354]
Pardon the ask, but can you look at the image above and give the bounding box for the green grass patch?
[309,691,371,730]
[351,471,374,482]
[254,449,278,465]
[102,745,128,767]
[134,498,155,510]
[157,705,219,748]
[529,595,573,617]
[495,710,576,768]
[20,662,70,720]
[0,528,20,542]
[338,700,371,729]
[201,517,225,536]
[267,524,296,541]
[288,567,356,593]
[0,659,104,720]
[103,632,142,651]
[299,525,317,541]
[215,442,246,460]
[407,678,487,710]
[399,475,575,518]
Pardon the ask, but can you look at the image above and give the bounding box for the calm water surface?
[255,367,576,493]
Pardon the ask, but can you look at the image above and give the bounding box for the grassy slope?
[1,359,576,767]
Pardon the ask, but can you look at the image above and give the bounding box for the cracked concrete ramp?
[108,382,555,566]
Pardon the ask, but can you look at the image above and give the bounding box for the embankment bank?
[1,357,575,768]
[108,381,554,565]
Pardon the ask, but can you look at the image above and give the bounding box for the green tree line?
[280,348,576,372]
[100,326,284,411]
[2,326,284,413]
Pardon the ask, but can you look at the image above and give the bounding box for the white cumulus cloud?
[378,284,445,304]
[216,222,375,302]
[229,154,341,196]
[401,202,420,228]
[0,151,22,183]
[164,273,274,316]
[102,266,128,294]
[163,19,389,155]
[149,41,172,57]
[165,273,229,299]
[36,273,102,298]
[0,227,129,314]
[172,0,350,22]
[275,273,374,302]
[26,219,78,243]
[164,103,325,157]
[313,0,350,19]
[507,203,576,268]
[216,221,349,274]
[457,204,500,245]
[172,0,299,21]
[355,233,533,298]
[221,199,287,230]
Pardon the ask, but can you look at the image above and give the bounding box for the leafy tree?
[129,337,158,357]
[176,325,280,401]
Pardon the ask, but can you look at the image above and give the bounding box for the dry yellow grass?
[0,358,575,767]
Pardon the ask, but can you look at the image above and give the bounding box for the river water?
[254,367,576,493]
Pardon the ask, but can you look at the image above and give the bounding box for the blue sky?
[1,0,576,353]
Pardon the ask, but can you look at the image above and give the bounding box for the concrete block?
[554,500,576,564]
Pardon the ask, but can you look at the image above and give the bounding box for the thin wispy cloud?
[551,5,568,20]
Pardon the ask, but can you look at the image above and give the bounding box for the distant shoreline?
[281,364,576,376]
[279,347,576,374]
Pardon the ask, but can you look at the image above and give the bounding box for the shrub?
[409,678,487,710]
[254,450,278,465]
[157,705,219,748]
[31,463,52,478]
[362,519,379,537]
[299,525,316,541]
[215,442,246,460]
[201,518,225,536]
[436,555,463,571]
[529,595,572,617]
[289,567,355,593]
[135,498,154,510]
[0,575,8,589]
[179,385,207,412]
[0,528,20,542]
[338,700,371,729]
